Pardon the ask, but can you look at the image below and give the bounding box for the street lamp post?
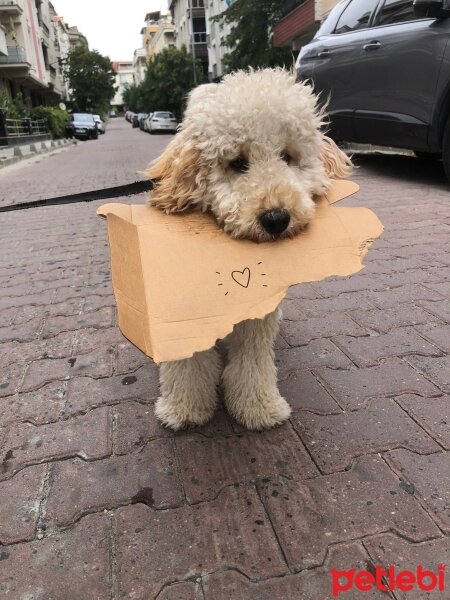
[188,0,197,86]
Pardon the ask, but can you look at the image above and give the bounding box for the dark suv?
[66,113,98,140]
[296,0,450,180]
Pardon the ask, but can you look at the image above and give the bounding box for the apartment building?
[169,0,208,76]
[111,61,133,113]
[52,14,71,99]
[0,0,82,108]
[144,11,175,62]
[133,47,147,85]
[273,0,340,51]
[132,12,176,86]
[45,2,66,100]
[205,0,233,81]
[67,25,88,49]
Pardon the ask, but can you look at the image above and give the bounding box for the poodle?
[146,68,352,431]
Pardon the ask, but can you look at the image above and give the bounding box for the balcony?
[278,0,306,19]
[0,45,27,64]
[46,64,56,79]
[0,0,23,15]
[187,0,205,19]
[273,0,316,47]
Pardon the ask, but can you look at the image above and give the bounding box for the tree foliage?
[0,91,27,118]
[64,46,116,114]
[122,84,140,113]
[29,106,68,139]
[123,46,204,120]
[213,0,293,72]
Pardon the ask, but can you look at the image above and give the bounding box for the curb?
[0,138,78,169]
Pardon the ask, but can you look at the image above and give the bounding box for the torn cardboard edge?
[98,179,383,364]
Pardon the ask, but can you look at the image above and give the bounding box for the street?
[0,118,170,206]
[1,119,449,598]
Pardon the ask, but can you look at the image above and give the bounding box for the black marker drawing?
[216,264,268,295]
[231,267,251,288]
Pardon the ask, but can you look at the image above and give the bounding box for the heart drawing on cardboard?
[231,267,251,288]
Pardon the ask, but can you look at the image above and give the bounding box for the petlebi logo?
[330,564,446,596]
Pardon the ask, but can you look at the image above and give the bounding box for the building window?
[193,32,207,43]
[41,43,49,68]
[193,16,206,32]
[35,0,43,26]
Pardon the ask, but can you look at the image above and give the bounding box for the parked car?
[93,115,106,134]
[125,110,134,123]
[296,0,450,181]
[132,112,147,128]
[147,111,178,133]
[109,110,117,118]
[139,113,149,131]
[143,113,153,132]
[66,113,98,140]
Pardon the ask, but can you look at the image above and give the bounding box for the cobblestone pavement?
[0,120,449,599]
[0,118,170,207]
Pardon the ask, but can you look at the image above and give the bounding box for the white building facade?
[111,61,134,112]
[205,0,233,81]
[146,16,175,61]
[132,47,146,85]
[169,0,208,77]
[0,0,70,107]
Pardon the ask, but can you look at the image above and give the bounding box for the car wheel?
[442,116,450,184]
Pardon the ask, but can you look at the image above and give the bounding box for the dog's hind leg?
[223,308,291,430]
[155,348,222,430]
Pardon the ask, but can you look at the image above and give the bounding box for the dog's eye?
[281,151,292,165]
[229,156,249,173]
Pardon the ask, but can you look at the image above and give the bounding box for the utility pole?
[188,0,197,86]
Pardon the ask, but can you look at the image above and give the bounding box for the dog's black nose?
[259,209,290,236]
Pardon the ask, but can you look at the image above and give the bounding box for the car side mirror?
[413,0,450,17]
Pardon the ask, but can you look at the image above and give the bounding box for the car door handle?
[317,50,331,59]
[363,41,381,51]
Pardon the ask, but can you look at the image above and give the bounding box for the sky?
[53,0,168,61]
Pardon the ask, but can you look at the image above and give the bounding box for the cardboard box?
[98,179,382,363]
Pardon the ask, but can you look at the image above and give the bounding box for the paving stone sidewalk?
[0,118,170,208]
[0,136,449,599]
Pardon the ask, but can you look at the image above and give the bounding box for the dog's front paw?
[155,394,217,431]
[225,389,291,430]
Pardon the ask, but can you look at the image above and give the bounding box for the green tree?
[213,0,293,71]
[123,83,140,112]
[137,46,204,120]
[64,46,116,113]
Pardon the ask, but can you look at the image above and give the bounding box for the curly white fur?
[147,69,352,430]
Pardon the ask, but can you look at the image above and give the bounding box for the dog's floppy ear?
[320,135,353,179]
[145,132,209,214]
